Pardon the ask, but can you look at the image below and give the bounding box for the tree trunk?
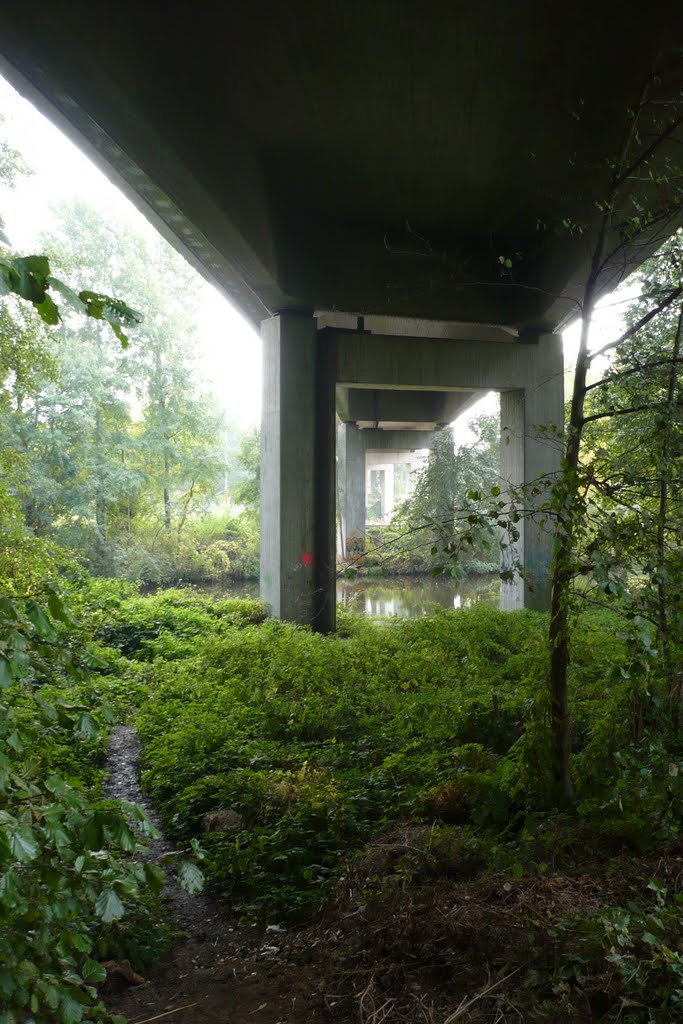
[547,281,597,806]
[657,307,683,711]
[163,448,172,532]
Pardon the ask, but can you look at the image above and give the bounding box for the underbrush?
[0,578,228,1022]
[6,568,680,1022]
[129,600,682,929]
[282,825,683,1023]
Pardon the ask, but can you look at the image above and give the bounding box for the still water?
[216,574,498,620]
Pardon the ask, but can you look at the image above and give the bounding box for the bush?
[129,599,676,922]
[0,587,167,1023]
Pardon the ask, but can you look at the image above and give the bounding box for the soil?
[101,727,683,1024]
[102,726,330,1024]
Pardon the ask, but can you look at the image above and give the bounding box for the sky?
[0,71,629,437]
[0,73,262,428]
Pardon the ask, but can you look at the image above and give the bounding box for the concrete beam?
[336,386,478,425]
[334,331,561,393]
[319,314,517,343]
[360,429,435,452]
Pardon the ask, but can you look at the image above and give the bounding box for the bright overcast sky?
[0,71,629,437]
[0,73,262,428]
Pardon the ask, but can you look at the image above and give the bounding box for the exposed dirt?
[101,728,683,1024]
[102,726,330,1024]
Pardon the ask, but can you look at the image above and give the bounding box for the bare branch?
[587,286,683,363]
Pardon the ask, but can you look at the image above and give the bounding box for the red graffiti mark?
[301,552,314,566]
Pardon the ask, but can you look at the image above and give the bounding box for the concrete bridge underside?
[2,4,683,628]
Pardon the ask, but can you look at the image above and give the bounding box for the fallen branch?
[442,968,522,1023]
[130,1005,198,1024]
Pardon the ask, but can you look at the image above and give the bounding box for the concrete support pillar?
[260,312,336,630]
[384,463,395,517]
[338,423,366,557]
[500,335,564,611]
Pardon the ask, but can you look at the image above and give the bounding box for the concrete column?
[338,423,367,557]
[260,312,336,630]
[384,463,395,518]
[500,334,564,611]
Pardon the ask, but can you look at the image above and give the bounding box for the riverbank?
[142,572,499,619]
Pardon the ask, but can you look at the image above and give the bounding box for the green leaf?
[16,254,50,280]
[81,959,107,984]
[143,862,166,894]
[80,649,108,670]
[59,993,84,1024]
[82,812,105,850]
[45,775,71,798]
[95,888,124,922]
[0,658,12,689]
[110,322,129,348]
[24,600,56,640]
[177,860,204,894]
[47,275,86,314]
[74,713,98,740]
[35,294,60,325]
[119,800,160,838]
[105,816,138,852]
[9,827,40,863]
[0,596,18,620]
[47,593,74,625]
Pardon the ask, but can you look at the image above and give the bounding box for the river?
[210,574,498,619]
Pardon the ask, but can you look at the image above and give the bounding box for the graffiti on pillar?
[301,552,314,566]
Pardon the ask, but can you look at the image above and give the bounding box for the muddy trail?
[102,726,330,1024]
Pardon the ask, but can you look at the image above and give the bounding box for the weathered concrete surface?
[260,313,336,630]
[337,423,367,559]
[335,332,563,392]
[2,4,682,328]
[337,387,476,426]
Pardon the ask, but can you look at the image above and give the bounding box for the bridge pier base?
[260,311,336,631]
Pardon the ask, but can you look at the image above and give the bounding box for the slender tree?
[547,68,683,804]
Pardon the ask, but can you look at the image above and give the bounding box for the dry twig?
[130,1005,198,1024]
[442,968,522,1024]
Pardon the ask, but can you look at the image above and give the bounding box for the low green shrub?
[0,588,168,1023]
[130,599,677,923]
[94,586,267,660]
[552,881,683,1023]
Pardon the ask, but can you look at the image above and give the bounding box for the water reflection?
[336,575,497,618]
[210,575,497,620]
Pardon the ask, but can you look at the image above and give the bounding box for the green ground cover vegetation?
[3,571,682,1021]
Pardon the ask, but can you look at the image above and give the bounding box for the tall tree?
[546,67,683,804]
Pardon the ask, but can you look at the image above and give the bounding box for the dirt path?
[103,727,328,1024]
